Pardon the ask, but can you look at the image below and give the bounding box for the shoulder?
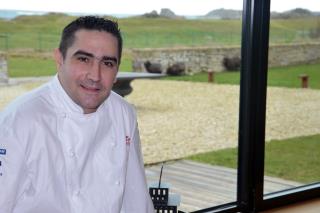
[0,83,52,127]
[105,91,137,123]
[108,91,136,114]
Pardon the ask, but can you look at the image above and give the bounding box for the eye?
[102,60,116,68]
[77,56,90,63]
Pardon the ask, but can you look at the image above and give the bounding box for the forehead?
[68,29,119,57]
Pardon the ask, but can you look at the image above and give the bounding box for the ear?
[54,48,63,73]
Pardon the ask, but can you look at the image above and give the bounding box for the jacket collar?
[50,75,107,116]
[51,74,83,114]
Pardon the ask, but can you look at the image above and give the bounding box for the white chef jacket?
[0,75,154,213]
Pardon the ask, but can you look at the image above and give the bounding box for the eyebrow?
[73,50,118,64]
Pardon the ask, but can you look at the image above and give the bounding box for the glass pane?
[0,2,243,211]
[124,2,242,211]
[264,1,320,195]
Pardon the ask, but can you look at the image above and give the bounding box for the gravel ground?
[1,79,320,164]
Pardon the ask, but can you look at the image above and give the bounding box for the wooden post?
[299,74,309,88]
[208,70,214,83]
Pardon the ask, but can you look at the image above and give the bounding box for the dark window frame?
[190,0,320,212]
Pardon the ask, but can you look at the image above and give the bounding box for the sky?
[1,0,320,16]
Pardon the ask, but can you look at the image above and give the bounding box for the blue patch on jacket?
[0,149,6,155]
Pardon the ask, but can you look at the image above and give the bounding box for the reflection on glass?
[0,4,245,212]
[125,8,242,211]
[265,3,320,195]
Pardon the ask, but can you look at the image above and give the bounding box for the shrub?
[223,56,241,71]
[166,62,186,76]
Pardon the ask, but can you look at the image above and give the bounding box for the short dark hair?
[58,16,123,64]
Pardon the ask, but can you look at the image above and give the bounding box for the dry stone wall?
[132,42,320,74]
[0,53,8,85]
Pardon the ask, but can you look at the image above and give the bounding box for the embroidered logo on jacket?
[125,136,131,145]
[0,149,6,155]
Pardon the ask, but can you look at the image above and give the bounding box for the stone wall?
[0,53,8,85]
[132,42,320,74]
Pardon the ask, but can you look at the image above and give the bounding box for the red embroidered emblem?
[126,136,131,145]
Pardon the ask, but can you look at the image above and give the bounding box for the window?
[190,0,320,212]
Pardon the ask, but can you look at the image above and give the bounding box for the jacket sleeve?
[0,123,28,213]
[121,123,154,213]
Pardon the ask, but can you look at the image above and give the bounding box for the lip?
[80,84,101,94]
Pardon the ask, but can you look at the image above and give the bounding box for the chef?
[0,16,154,213]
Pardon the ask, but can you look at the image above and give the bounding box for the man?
[0,16,154,213]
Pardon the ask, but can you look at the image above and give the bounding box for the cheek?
[65,65,86,84]
[101,72,117,88]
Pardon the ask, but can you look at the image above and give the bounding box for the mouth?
[80,84,101,93]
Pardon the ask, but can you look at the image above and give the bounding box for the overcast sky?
[1,0,320,16]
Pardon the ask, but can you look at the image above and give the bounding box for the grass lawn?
[164,61,320,89]
[187,134,320,183]
[8,56,320,91]
[1,15,319,50]
[8,57,56,77]
[7,52,133,77]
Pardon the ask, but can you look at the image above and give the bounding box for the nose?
[88,60,101,82]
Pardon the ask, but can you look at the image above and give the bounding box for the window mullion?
[237,0,271,212]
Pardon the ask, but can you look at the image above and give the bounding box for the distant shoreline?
[0,9,202,20]
[0,9,138,20]
[1,8,319,21]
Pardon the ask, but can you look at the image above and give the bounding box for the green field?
[2,13,320,78]
[7,56,320,90]
[2,13,320,80]
[7,52,133,77]
[0,14,320,50]
[164,61,320,89]
[187,134,320,183]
